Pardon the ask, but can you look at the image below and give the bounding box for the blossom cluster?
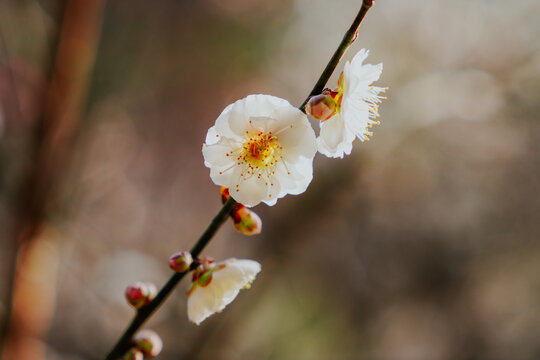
[120,49,385,358]
[191,48,385,323]
[203,49,385,207]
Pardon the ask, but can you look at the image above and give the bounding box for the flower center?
[242,132,280,169]
[220,124,292,197]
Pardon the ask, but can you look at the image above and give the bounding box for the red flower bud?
[306,93,338,121]
[125,282,157,309]
[169,251,193,273]
[232,207,262,236]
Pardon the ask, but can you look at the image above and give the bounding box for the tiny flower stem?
[299,0,374,112]
[104,197,237,360]
[104,2,375,358]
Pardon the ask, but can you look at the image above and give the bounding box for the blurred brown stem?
[1,0,107,359]
[104,1,375,359]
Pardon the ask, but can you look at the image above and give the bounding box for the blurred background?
[1,0,540,359]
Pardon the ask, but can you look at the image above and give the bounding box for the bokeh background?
[1,0,540,359]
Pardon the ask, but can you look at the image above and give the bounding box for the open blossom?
[203,94,317,207]
[313,49,386,158]
[187,258,261,325]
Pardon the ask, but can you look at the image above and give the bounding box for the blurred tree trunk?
[1,1,106,358]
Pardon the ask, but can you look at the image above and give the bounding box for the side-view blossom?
[203,94,317,207]
[187,258,261,325]
[309,49,386,158]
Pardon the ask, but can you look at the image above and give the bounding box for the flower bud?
[232,207,262,236]
[133,329,163,358]
[125,282,157,309]
[123,348,144,360]
[306,93,338,121]
[169,251,193,273]
[219,186,261,235]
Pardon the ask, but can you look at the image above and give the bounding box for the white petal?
[341,97,371,138]
[317,114,354,158]
[262,197,278,206]
[350,48,369,66]
[209,164,242,188]
[214,259,261,289]
[213,103,243,141]
[344,49,381,86]
[187,259,261,325]
[217,95,291,138]
[187,284,223,325]
[277,116,317,161]
[264,179,282,206]
[346,63,383,95]
[265,103,305,133]
[230,175,269,207]
[274,156,313,195]
[202,137,237,168]
[205,126,220,145]
[243,95,291,117]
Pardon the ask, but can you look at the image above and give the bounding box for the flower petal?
[317,114,354,158]
[213,103,243,141]
[274,156,313,195]
[205,126,220,145]
[187,259,261,325]
[209,164,242,188]
[231,175,270,207]
[277,116,317,161]
[218,95,291,138]
[202,137,237,168]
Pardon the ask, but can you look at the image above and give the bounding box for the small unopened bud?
[169,251,193,273]
[125,282,157,309]
[232,207,262,236]
[133,329,163,358]
[306,93,338,121]
[123,348,144,360]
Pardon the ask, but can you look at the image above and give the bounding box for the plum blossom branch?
[104,2,375,358]
[299,0,374,111]
[105,197,237,360]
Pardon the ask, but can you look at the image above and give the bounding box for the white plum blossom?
[187,258,261,325]
[203,94,317,207]
[316,49,386,158]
